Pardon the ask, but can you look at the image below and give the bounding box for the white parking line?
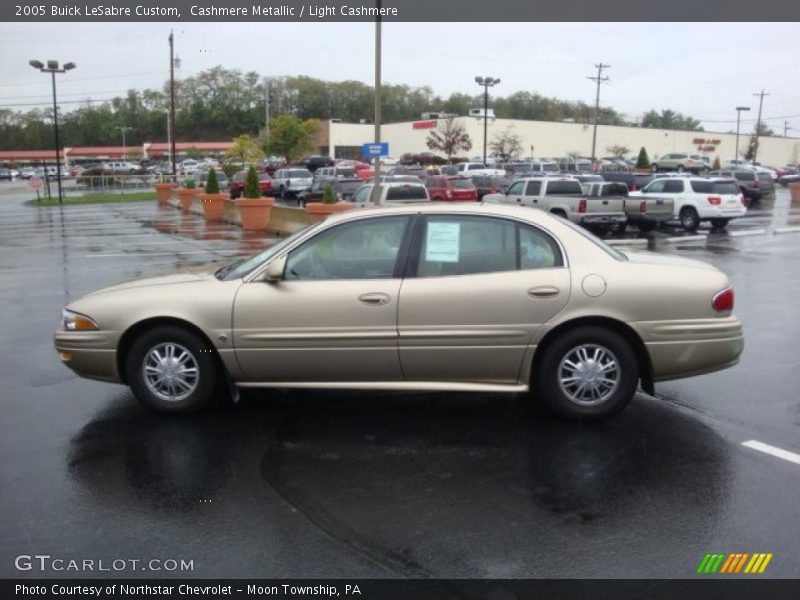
[608,239,648,246]
[728,228,768,237]
[774,226,800,234]
[742,440,800,466]
[664,233,708,243]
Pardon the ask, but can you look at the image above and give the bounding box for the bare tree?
[605,144,630,158]
[490,128,523,162]
[425,117,472,163]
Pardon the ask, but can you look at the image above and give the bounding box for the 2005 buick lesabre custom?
[54,203,743,420]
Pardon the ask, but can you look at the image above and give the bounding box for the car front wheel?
[534,326,639,420]
[125,326,218,414]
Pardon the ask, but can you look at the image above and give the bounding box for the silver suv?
[651,153,708,175]
[272,168,313,198]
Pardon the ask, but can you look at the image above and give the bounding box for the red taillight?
[753,180,760,188]
[740,194,746,206]
[490,186,496,193]
[578,198,586,213]
[640,200,646,213]
[712,287,734,312]
[707,196,722,206]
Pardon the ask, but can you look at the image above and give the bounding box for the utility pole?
[784,121,792,138]
[369,0,382,205]
[115,126,132,159]
[264,78,270,146]
[752,89,769,163]
[169,30,177,178]
[588,63,610,163]
[735,106,750,163]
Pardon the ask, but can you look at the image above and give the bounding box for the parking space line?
[607,239,648,246]
[664,234,708,243]
[728,229,768,237]
[742,440,800,466]
[774,226,800,234]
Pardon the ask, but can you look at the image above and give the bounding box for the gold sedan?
[54,203,743,420]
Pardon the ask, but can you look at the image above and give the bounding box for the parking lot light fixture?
[475,76,500,165]
[29,59,76,205]
[735,106,751,163]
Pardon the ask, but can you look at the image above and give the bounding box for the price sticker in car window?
[426,222,460,263]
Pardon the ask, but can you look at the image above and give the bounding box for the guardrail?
[64,173,182,193]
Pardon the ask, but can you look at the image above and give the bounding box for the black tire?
[125,325,218,414]
[637,221,657,232]
[550,209,567,219]
[534,326,639,421]
[279,185,286,200]
[710,218,730,229]
[679,206,699,232]
[609,222,627,235]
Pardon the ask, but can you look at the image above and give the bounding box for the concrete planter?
[177,188,197,213]
[201,193,229,222]
[236,197,274,231]
[790,183,800,205]
[154,182,177,205]
[304,201,355,223]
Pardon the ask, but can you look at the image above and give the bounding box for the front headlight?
[62,309,98,331]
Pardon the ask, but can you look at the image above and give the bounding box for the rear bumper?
[633,316,744,381]
[579,214,627,225]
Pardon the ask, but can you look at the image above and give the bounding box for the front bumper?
[54,330,122,383]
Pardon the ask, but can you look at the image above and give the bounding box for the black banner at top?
[2,0,800,21]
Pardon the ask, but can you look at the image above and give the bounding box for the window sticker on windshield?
[426,222,460,263]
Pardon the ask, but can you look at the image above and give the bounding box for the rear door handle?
[358,292,390,306]
[528,286,560,298]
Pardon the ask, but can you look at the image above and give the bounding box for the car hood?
[622,251,720,272]
[82,265,221,297]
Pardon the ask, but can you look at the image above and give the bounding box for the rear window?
[545,180,583,195]
[336,180,363,194]
[756,173,772,182]
[602,183,628,196]
[289,169,312,178]
[690,181,713,193]
[450,179,474,189]
[542,163,560,172]
[712,181,740,195]
[734,172,755,181]
[386,185,427,201]
[336,168,357,178]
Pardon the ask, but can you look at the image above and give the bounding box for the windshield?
[216,225,315,281]
[289,169,312,178]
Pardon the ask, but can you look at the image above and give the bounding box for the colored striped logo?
[696,553,773,574]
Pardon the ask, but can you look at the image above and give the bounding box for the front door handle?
[528,286,560,298]
[358,292,390,306]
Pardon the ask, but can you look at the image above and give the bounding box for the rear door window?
[525,181,541,195]
[663,180,685,193]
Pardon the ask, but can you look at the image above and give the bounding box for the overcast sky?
[1,22,798,136]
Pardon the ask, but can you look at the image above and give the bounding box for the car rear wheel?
[534,326,639,421]
[609,222,627,235]
[710,218,730,229]
[679,206,699,232]
[125,326,218,414]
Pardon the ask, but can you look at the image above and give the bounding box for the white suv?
[272,168,314,198]
[630,176,746,231]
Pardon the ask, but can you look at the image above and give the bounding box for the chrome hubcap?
[558,344,619,406]
[142,342,199,402]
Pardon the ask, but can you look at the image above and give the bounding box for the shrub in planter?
[236,165,274,230]
[178,178,197,212]
[205,167,220,194]
[322,183,336,204]
[712,156,721,170]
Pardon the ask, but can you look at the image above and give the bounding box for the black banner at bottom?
[5,579,800,600]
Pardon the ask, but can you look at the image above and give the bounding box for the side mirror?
[263,255,286,283]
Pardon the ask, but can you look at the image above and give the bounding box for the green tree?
[244,166,261,198]
[205,167,220,194]
[744,122,775,161]
[636,147,650,169]
[641,109,703,131]
[185,146,203,159]
[712,156,721,170]
[425,117,472,163]
[225,134,265,165]
[263,114,321,162]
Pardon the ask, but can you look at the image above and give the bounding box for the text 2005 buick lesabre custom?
[55,203,743,420]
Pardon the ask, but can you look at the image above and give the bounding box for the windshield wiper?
[214,259,244,280]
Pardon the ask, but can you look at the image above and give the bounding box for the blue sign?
[362,142,389,157]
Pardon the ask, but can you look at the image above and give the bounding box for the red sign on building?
[412,120,438,129]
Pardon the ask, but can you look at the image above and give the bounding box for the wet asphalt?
[1,180,799,579]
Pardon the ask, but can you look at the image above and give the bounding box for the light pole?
[735,106,750,163]
[115,126,133,160]
[475,76,500,165]
[29,59,76,204]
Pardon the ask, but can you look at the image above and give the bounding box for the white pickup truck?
[453,162,506,177]
[483,176,627,232]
